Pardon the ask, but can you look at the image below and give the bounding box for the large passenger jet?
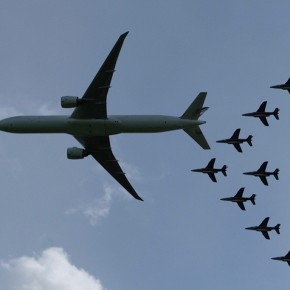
[0,32,210,201]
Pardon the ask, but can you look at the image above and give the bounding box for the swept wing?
[231,128,240,139]
[206,158,216,169]
[234,143,242,153]
[237,202,246,211]
[71,32,129,119]
[260,176,268,186]
[260,217,270,227]
[258,161,268,172]
[261,231,270,240]
[259,117,269,126]
[74,136,142,201]
[208,173,217,183]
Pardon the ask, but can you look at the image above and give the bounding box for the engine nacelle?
[61,96,80,108]
[67,147,89,159]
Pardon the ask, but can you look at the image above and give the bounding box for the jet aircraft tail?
[275,224,281,234]
[273,169,279,180]
[247,135,253,146]
[250,194,256,205]
[221,165,227,176]
[181,92,210,150]
[273,108,279,120]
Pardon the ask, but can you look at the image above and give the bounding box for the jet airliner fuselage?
[0,115,205,135]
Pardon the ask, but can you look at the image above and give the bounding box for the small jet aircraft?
[0,32,211,201]
[242,101,279,126]
[272,251,290,266]
[271,78,290,94]
[243,161,279,186]
[245,217,280,240]
[220,187,255,211]
[216,128,252,153]
[191,158,227,182]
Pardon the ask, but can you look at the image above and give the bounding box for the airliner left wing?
[71,32,129,119]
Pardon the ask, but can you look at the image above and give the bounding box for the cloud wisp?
[66,184,116,226]
[0,247,106,290]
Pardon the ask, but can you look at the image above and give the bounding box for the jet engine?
[67,147,89,159]
[61,96,81,108]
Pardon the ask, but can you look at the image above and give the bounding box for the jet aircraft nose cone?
[245,227,252,230]
[271,257,281,261]
[270,85,280,89]
[243,172,250,175]
[216,140,225,143]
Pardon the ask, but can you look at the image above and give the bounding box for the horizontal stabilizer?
[181,92,207,120]
[183,127,210,150]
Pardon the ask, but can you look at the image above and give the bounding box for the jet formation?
[0,32,288,268]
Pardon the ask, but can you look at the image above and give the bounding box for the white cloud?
[0,247,106,290]
[66,184,115,226]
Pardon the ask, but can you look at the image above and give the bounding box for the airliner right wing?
[74,136,143,201]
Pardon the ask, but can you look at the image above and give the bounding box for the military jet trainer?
[216,128,252,153]
[220,187,255,211]
[271,78,290,94]
[245,217,280,240]
[243,161,279,186]
[0,32,211,201]
[191,158,227,183]
[242,101,279,126]
[272,251,290,266]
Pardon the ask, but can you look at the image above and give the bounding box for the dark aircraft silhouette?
[191,158,227,182]
[245,217,280,240]
[242,101,279,126]
[0,32,212,201]
[216,128,252,153]
[220,187,255,211]
[243,161,279,186]
[271,78,290,94]
[272,251,290,266]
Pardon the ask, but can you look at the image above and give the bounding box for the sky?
[0,1,290,289]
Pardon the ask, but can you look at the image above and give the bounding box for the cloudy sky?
[1,1,290,289]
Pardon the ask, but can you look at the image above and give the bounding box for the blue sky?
[0,1,290,289]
